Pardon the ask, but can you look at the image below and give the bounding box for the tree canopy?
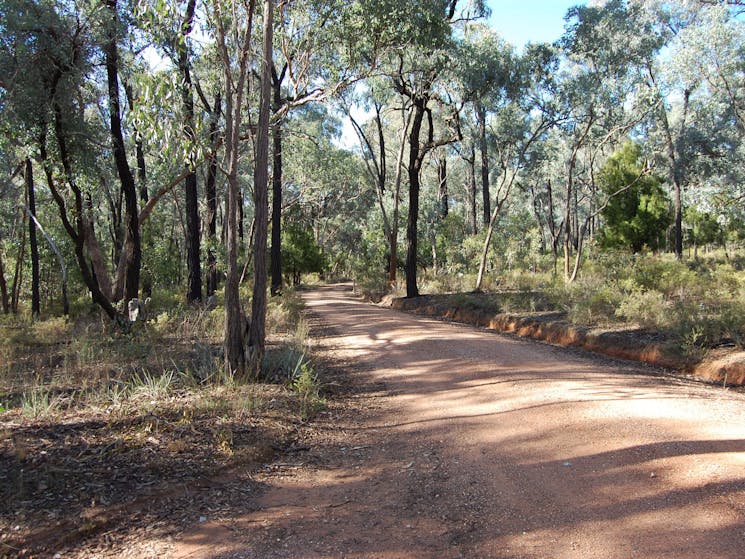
[1,0,744,365]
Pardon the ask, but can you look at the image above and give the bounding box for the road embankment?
[386,293,745,387]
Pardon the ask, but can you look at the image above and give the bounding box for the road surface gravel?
[173,284,745,558]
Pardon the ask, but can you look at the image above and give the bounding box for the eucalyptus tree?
[247,0,274,371]
[210,0,256,376]
[627,0,740,259]
[451,31,555,290]
[658,1,745,229]
[473,95,554,291]
[102,0,142,305]
[457,24,521,227]
[342,80,412,286]
[282,104,369,280]
[387,1,485,297]
[552,0,657,282]
[0,0,129,319]
[269,0,358,296]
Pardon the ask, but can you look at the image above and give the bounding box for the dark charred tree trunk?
[25,159,40,317]
[104,0,140,304]
[405,98,427,298]
[239,189,244,244]
[470,159,478,234]
[270,64,285,297]
[178,0,202,303]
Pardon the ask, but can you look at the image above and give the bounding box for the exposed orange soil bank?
[388,295,745,386]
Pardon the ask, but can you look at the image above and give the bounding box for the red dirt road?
[173,284,745,558]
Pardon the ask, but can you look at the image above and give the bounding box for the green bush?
[615,289,669,329]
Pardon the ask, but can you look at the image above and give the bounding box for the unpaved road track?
[174,284,745,558]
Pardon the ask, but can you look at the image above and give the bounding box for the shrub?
[615,289,669,329]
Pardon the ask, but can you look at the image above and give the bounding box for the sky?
[486,0,587,48]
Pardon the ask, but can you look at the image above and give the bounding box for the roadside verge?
[385,294,745,387]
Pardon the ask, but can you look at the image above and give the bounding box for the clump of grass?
[20,387,64,418]
[289,354,324,420]
[129,369,176,402]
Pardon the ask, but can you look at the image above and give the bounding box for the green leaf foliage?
[282,221,326,286]
[598,142,672,253]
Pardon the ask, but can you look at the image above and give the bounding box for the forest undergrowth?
[361,249,745,361]
[0,288,324,557]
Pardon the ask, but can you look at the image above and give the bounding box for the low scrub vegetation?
[0,288,323,419]
[389,250,745,358]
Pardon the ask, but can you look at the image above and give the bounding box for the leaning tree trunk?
[11,214,25,314]
[25,159,40,317]
[43,109,120,321]
[26,211,69,315]
[248,0,274,372]
[105,0,140,304]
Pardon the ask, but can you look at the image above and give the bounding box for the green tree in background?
[282,222,326,286]
[598,142,671,253]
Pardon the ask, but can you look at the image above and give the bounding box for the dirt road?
[174,284,745,558]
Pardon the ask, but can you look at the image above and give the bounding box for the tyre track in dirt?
[172,283,745,558]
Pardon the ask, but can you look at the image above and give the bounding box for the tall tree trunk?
[438,152,448,218]
[25,159,40,317]
[105,0,140,304]
[405,98,426,298]
[270,68,283,296]
[206,92,221,297]
[248,0,274,371]
[387,104,411,287]
[563,174,573,282]
[476,102,490,226]
[178,0,201,303]
[217,0,256,376]
[650,67,688,261]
